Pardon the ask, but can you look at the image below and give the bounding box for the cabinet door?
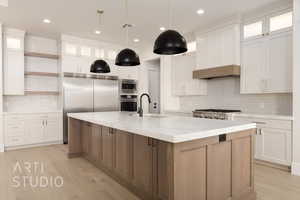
[115,130,133,180]
[241,38,266,94]
[260,128,292,165]
[265,31,292,93]
[44,116,60,142]
[4,50,24,95]
[132,135,153,195]
[78,56,94,74]
[62,55,79,73]
[25,118,44,144]
[90,125,102,165]
[101,126,115,169]
[81,122,92,160]
[172,53,207,96]
[196,34,209,68]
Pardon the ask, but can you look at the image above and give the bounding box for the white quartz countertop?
[68,112,256,143]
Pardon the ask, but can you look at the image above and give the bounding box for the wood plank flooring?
[0,144,299,200]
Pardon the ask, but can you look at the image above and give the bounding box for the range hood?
[193,65,240,79]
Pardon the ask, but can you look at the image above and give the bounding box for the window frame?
[242,17,266,41]
[268,9,293,35]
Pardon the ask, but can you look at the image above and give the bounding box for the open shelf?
[24,52,59,60]
[25,91,60,95]
[25,71,59,77]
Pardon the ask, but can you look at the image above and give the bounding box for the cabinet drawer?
[234,116,292,130]
[5,136,24,147]
[6,128,24,137]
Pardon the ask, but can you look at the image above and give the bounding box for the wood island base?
[68,117,256,200]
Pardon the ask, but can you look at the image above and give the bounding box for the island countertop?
[67,111,256,143]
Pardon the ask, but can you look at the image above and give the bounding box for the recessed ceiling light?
[160,27,166,31]
[43,19,51,24]
[197,9,205,15]
[133,38,140,43]
[95,30,101,34]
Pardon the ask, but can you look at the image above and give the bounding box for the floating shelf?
[25,71,59,77]
[24,52,59,60]
[25,91,60,95]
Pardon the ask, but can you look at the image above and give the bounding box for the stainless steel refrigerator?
[63,74,119,143]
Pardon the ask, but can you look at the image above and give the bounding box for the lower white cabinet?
[4,112,62,148]
[233,115,292,166]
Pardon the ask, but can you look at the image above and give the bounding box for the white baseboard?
[5,140,63,151]
[292,162,300,176]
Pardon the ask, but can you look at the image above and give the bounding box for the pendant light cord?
[168,0,173,29]
[125,0,129,46]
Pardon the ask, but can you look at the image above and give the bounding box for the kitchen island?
[68,112,257,200]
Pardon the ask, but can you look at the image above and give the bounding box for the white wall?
[292,0,300,176]
[0,23,3,152]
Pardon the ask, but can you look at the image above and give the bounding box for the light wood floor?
[0,145,300,200]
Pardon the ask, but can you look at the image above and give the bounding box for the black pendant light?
[115,0,140,66]
[90,10,111,73]
[153,0,187,55]
[90,60,110,73]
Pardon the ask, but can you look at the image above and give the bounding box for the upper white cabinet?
[196,23,240,69]
[61,35,122,76]
[172,52,207,96]
[3,28,25,95]
[241,9,293,94]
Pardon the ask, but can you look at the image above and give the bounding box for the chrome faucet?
[137,93,152,117]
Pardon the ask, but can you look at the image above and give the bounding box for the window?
[270,11,293,32]
[243,21,263,39]
[80,46,91,57]
[95,48,105,59]
[65,44,77,55]
[187,41,197,53]
[6,38,21,49]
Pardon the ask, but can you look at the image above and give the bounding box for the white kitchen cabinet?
[4,113,62,148]
[44,114,61,142]
[25,117,44,144]
[3,28,25,95]
[117,66,139,80]
[172,52,207,96]
[266,31,293,93]
[241,9,293,94]
[196,23,240,69]
[241,38,267,93]
[233,115,292,166]
[241,30,292,93]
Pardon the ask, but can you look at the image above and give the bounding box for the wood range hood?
[193,65,241,79]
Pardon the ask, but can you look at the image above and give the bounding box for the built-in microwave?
[120,79,137,94]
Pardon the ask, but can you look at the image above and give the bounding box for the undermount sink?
[128,113,168,118]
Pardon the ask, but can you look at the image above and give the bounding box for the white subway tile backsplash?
[4,95,59,112]
[179,77,292,115]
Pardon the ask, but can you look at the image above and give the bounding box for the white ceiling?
[0,0,288,50]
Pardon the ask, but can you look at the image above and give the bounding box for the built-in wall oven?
[120,79,137,94]
[120,95,138,112]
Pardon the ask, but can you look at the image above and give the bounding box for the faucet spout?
[137,93,152,117]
